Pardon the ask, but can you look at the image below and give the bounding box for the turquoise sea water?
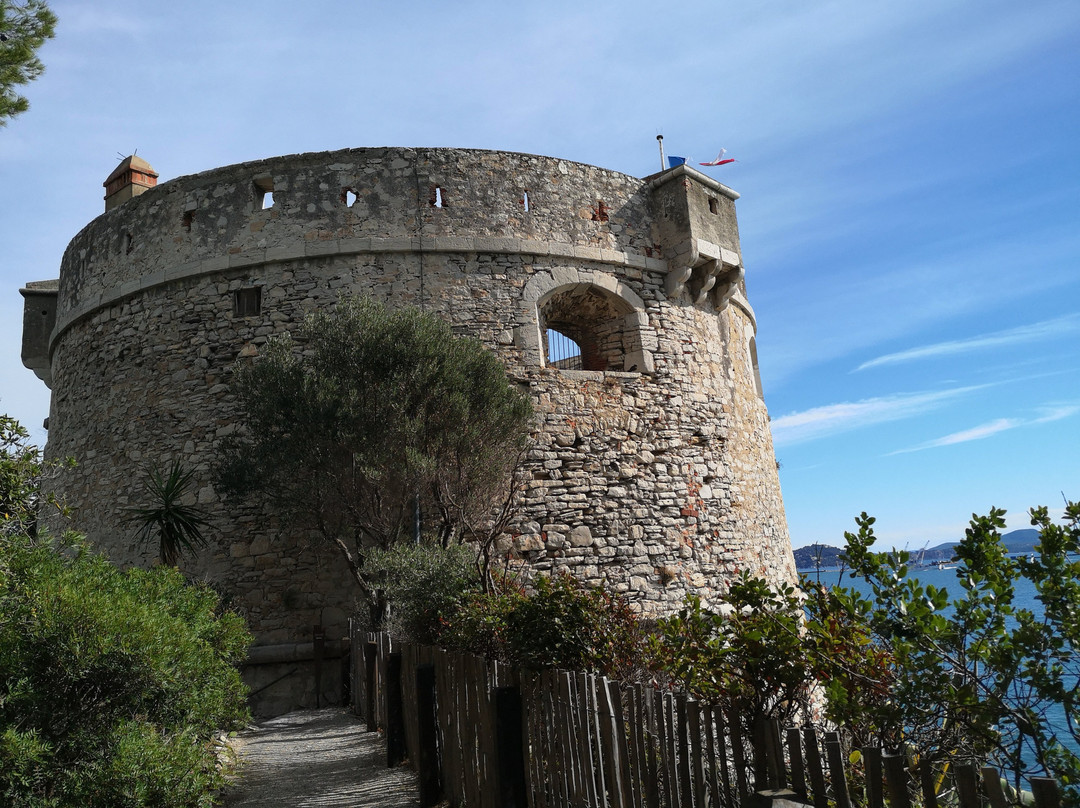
[800,560,1076,764]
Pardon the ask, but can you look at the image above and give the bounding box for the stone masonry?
[21,148,796,710]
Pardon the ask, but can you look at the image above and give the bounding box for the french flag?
[699,149,736,167]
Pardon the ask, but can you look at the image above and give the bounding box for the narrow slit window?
[182,210,194,231]
[546,328,583,370]
[708,197,720,214]
[522,190,530,212]
[253,176,275,211]
[432,186,444,208]
[123,232,134,254]
[342,188,358,207]
[749,336,764,398]
[233,287,262,317]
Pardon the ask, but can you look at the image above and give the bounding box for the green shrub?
[0,530,251,807]
[442,572,648,681]
[362,541,481,643]
[651,573,815,736]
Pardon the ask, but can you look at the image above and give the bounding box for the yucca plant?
[126,460,210,566]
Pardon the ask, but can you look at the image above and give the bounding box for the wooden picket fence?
[348,625,1063,808]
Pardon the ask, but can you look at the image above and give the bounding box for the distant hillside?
[794,528,1042,570]
[793,544,846,570]
[919,528,1041,562]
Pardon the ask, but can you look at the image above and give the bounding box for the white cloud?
[888,404,1080,455]
[856,314,1080,372]
[770,385,985,446]
[888,419,1018,455]
[1033,405,1080,424]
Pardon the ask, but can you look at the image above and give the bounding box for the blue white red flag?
[699,149,735,167]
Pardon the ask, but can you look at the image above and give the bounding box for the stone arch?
[521,269,653,372]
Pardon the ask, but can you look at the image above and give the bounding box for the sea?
[798,559,1078,766]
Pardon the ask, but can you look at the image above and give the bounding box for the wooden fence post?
[919,760,939,808]
[882,753,912,808]
[980,766,1008,808]
[364,640,378,731]
[1031,777,1061,808]
[787,728,806,802]
[386,652,406,767]
[953,762,980,808]
[751,714,772,791]
[312,623,325,709]
[823,731,852,808]
[801,726,828,808]
[415,663,441,807]
[494,685,528,808]
[861,747,883,808]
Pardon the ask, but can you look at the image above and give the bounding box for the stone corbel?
[690,259,720,306]
[712,265,744,312]
[665,238,743,310]
[663,237,699,297]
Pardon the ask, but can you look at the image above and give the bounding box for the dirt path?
[221,708,420,807]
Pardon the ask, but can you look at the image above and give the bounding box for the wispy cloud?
[771,385,986,446]
[889,404,1080,455]
[1032,405,1080,424]
[855,314,1080,372]
[888,419,1018,455]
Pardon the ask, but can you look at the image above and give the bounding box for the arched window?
[539,284,637,372]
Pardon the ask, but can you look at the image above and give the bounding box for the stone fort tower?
[21,146,795,655]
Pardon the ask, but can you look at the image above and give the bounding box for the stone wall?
[32,148,795,709]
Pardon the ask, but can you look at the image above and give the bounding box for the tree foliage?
[0,416,251,806]
[651,573,815,737]
[809,504,1080,799]
[0,413,69,536]
[215,296,533,608]
[441,572,648,681]
[0,0,56,125]
[362,540,481,644]
[0,532,251,807]
[648,504,1080,799]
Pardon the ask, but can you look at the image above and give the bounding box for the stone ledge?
[50,236,668,348]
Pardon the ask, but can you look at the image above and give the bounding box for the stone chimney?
[103,155,158,211]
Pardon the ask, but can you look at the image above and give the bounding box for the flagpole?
[656,135,665,171]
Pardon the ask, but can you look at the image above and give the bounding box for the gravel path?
[221,708,421,807]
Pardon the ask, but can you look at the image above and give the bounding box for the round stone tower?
[22,148,795,705]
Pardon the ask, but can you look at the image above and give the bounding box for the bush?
[0,530,251,807]
[816,504,1080,798]
[362,541,481,643]
[442,572,648,681]
[651,573,815,736]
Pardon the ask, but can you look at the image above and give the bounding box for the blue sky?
[1,0,1077,549]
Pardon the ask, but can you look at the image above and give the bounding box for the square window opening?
[233,287,262,317]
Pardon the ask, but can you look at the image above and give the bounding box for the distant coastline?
[793,528,1040,572]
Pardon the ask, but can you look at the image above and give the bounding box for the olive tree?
[215,297,533,614]
[0,0,57,125]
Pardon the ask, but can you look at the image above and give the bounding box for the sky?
[1,0,1077,549]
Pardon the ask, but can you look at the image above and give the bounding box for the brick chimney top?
[103,155,158,211]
